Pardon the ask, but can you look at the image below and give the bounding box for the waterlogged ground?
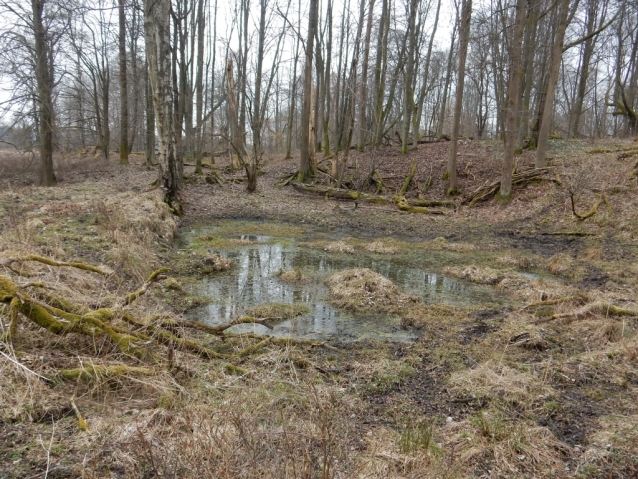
[2,142,638,478]
[180,220,513,342]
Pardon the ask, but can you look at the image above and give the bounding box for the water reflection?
[187,237,500,342]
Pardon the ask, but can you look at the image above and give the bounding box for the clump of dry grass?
[496,252,542,269]
[444,265,504,284]
[448,362,554,406]
[202,254,234,272]
[326,268,419,313]
[431,236,477,252]
[364,240,397,254]
[578,414,638,476]
[245,302,310,320]
[445,415,568,477]
[276,268,309,283]
[324,240,355,254]
[548,252,577,276]
[580,247,604,261]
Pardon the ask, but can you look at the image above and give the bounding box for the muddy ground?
[1,139,638,478]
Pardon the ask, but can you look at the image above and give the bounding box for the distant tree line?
[0,0,635,203]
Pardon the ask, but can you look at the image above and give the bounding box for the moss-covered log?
[122,267,170,306]
[394,196,445,214]
[570,193,603,221]
[291,183,389,204]
[59,364,154,382]
[1,255,108,275]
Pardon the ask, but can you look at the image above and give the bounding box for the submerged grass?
[244,302,310,320]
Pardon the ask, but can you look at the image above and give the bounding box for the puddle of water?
[183,223,509,343]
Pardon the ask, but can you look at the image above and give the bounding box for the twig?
[0,349,53,382]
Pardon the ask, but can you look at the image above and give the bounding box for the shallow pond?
[182,221,510,342]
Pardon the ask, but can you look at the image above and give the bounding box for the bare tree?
[299,0,318,180]
[447,0,472,194]
[119,0,129,164]
[535,0,571,168]
[500,0,527,198]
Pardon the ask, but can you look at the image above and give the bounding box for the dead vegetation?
[326,268,420,314]
[2,141,638,478]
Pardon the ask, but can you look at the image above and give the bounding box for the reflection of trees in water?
[194,242,488,336]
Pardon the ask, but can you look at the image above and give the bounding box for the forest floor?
[1,138,638,478]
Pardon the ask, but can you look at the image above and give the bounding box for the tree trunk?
[144,0,181,211]
[194,0,205,174]
[447,0,472,193]
[145,60,155,169]
[32,0,56,186]
[516,0,539,150]
[401,0,418,154]
[299,0,318,180]
[372,0,389,147]
[119,0,129,164]
[535,0,570,168]
[437,25,457,139]
[357,0,375,151]
[500,0,527,198]
[226,59,243,167]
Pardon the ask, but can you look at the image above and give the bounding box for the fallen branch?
[465,167,552,206]
[59,364,154,382]
[570,193,604,221]
[521,295,588,311]
[398,160,417,196]
[1,255,108,276]
[291,182,389,204]
[121,268,170,307]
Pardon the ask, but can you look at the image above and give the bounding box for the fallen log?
[291,182,390,204]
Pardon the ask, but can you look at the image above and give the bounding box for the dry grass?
[449,361,555,407]
[443,265,504,284]
[325,241,355,254]
[245,302,310,319]
[277,268,310,283]
[326,268,419,314]
[364,240,397,255]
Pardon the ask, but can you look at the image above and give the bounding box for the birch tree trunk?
[144,0,181,212]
